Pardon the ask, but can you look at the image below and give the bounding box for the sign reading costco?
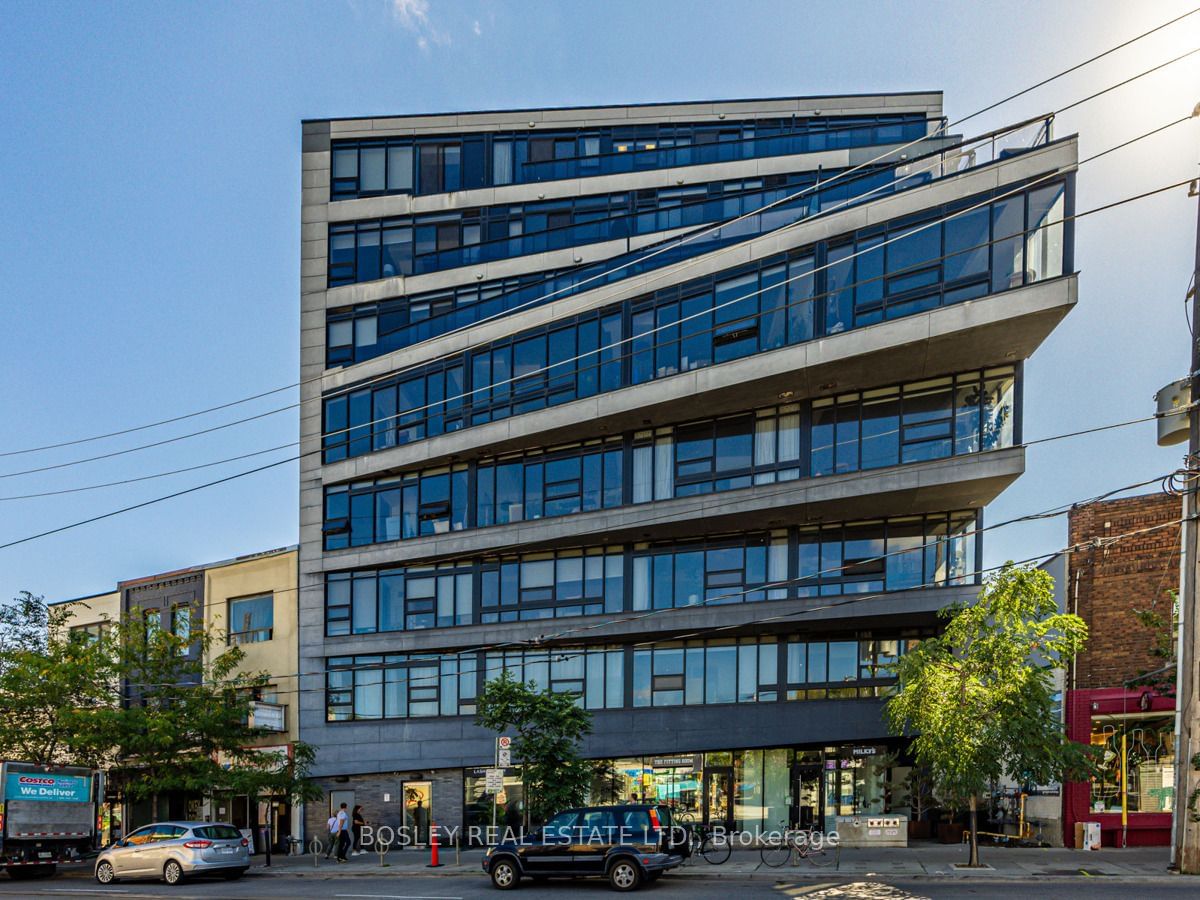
[4,773,92,803]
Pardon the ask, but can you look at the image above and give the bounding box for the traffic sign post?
[491,736,512,843]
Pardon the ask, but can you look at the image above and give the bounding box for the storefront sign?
[217,744,290,773]
[651,755,699,770]
[4,772,91,803]
[849,746,882,757]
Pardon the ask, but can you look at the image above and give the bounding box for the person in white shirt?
[335,803,351,862]
[324,812,338,859]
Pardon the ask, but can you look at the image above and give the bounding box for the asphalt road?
[0,873,1198,899]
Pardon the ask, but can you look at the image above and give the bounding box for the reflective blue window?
[324,168,912,363]
[327,173,820,285]
[323,369,1012,554]
[328,114,931,199]
[326,512,975,636]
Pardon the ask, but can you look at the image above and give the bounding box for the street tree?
[0,592,117,767]
[476,670,593,823]
[884,564,1096,866]
[0,592,319,811]
[105,609,319,809]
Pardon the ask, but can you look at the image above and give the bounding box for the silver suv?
[94,821,249,885]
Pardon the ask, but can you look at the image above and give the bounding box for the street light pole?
[1174,164,1200,874]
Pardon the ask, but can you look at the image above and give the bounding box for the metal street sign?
[498,736,512,749]
[485,768,504,792]
[497,747,511,767]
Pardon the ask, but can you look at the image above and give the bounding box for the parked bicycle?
[688,823,731,865]
[759,824,835,868]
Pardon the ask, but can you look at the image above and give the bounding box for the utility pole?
[1174,160,1200,873]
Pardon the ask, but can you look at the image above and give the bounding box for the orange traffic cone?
[426,821,442,867]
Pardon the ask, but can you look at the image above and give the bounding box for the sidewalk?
[247,843,1187,881]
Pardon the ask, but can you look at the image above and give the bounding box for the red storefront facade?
[1064,687,1175,847]
[1062,493,1180,849]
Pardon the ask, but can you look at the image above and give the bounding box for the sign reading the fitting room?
[4,773,92,803]
[651,755,700,770]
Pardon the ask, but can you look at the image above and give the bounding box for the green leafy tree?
[0,592,118,767]
[104,607,319,808]
[885,564,1096,866]
[0,592,319,812]
[476,670,593,823]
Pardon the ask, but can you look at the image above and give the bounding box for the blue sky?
[0,0,1197,602]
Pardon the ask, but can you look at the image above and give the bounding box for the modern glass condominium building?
[297,95,1077,840]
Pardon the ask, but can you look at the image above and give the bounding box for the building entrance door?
[791,764,823,828]
[404,781,432,846]
[703,768,734,831]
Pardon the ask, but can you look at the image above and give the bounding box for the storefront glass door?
[792,764,823,828]
[704,767,734,831]
[404,781,431,845]
[824,760,854,833]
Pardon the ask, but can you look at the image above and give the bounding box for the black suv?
[482,804,685,891]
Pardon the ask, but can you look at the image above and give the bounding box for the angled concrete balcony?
[316,445,1023,575]
[320,276,1069,484]
[308,578,971,660]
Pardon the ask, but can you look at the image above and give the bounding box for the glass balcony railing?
[515,118,933,183]
[328,116,1054,368]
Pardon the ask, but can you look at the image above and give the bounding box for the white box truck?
[0,761,101,879]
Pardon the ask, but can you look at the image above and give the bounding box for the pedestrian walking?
[352,804,367,855]
[324,811,338,859]
[335,802,351,863]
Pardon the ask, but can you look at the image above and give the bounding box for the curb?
[243,865,1190,883]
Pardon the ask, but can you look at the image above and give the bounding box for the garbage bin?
[1073,821,1101,850]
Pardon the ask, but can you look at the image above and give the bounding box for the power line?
[0,442,299,502]
[518,480,1191,647]
[0,457,298,552]
[304,140,1191,456]
[107,501,1195,695]
[10,87,1195,485]
[0,168,1191,546]
[0,117,1000,478]
[628,517,1192,650]
[237,126,1200,452]
[959,6,1200,124]
[6,10,1197,460]
[0,383,299,460]
[59,465,1170,629]
[5,110,1192,487]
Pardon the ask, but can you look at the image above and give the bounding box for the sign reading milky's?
[4,773,92,803]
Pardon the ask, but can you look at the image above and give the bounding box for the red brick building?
[1063,493,1180,848]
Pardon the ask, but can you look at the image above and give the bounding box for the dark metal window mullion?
[799,398,813,479]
